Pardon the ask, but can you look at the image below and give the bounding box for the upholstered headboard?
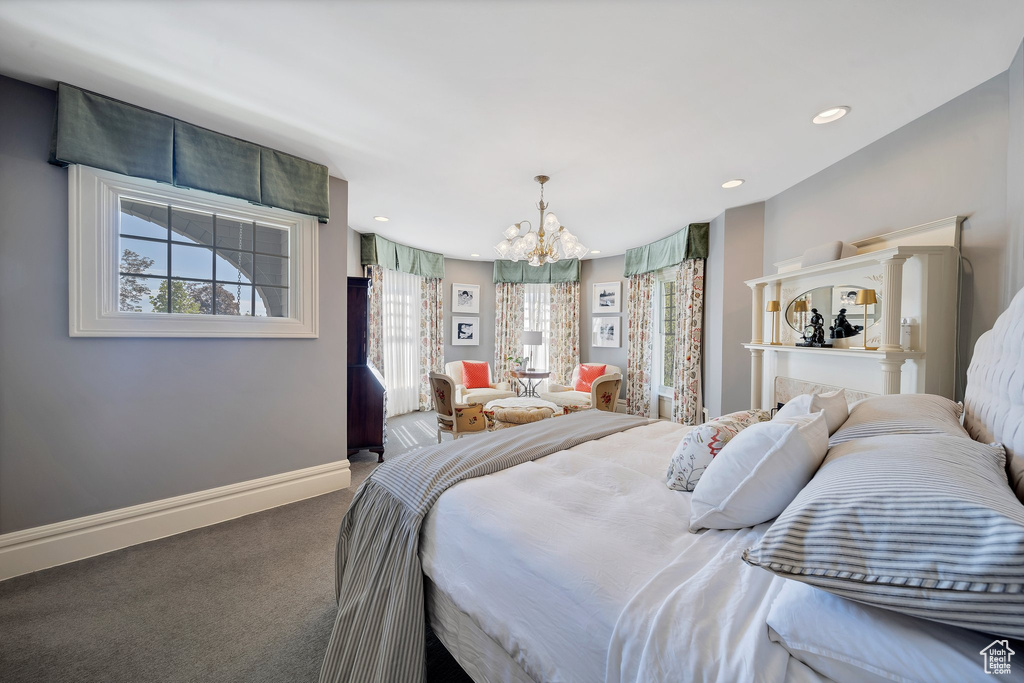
[964,287,1024,501]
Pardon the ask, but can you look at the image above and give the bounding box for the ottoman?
[484,397,559,430]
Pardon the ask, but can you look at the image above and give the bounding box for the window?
[657,272,677,393]
[524,283,551,370]
[70,166,318,337]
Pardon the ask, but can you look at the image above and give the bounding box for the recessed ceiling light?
[373,215,389,222]
[721,179,744,189]
[590,250,601,254]
[470,253,480,257]
[812,106,850,124]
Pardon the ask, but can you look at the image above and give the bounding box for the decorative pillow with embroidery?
[574,364,607,392]
[461,361,491,389]
[665,409,772,492]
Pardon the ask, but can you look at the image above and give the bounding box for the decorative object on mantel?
[493,175,589,265]
[766,300,782,345]
[853,289,879,350]
[829,309,862,339]
[800,240,858,268]
[796,308,833,348]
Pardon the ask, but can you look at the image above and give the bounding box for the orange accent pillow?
[574,364,607,392]
[462,361,491,389]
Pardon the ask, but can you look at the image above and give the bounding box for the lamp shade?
[792,300,809,313]
[522,330,543,346]
[766,300,781,313]
[855,289,878,305]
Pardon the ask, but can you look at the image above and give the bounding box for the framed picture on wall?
[592,316,621,347]
[452,283,480,314]
[452,316,480,346]
[593,281,621,313]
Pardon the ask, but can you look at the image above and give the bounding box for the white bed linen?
[420,421,824,683]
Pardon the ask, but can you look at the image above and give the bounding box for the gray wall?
[580,255,628,396]
[1008,39,1024,302]
[703,213,725,417]
[716,204,765,416]
[0,76,349,533]
[441,259,497,366]
[347,227,363,277]
[763,73,1010,398]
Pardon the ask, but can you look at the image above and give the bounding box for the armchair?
[429,372,490,442]
[540,363,623,411]
[444,361,516,405]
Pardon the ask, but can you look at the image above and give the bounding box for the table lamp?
[766,300,781,345]
[792,299,809,339]
[522,330,543,370]
[854,289,878,350]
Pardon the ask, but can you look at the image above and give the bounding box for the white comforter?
[421,420,822,683]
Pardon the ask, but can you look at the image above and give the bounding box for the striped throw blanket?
[319,410,652,683]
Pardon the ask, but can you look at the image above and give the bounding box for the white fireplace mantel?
[743,217,962,409]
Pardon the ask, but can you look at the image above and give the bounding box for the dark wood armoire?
[347,277,386,462]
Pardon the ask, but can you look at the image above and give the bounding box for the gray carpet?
[0,410,471,683]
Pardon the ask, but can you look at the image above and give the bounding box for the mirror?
[786,285,881,341]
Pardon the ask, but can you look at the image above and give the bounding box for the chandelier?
[494,175,589,265]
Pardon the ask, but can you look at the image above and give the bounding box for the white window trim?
[69,165,318,338]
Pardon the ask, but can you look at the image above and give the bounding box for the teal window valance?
[492,259,580,283]
[360,233,445,279]
[48,83,331,223]
[623,223,709,276]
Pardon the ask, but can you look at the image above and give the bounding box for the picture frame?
[592,316,621,348]
[593,281,621,313]
[452,283,480,314]
[452,316,479,346]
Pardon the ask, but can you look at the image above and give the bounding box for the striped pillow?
[743,434,1024,638]
[828,393,967,446]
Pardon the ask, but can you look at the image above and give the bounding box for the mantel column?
[879,358,906,395]
[749,349,764,409]
[878,256,908,352]
[749,283,766,343]
[748,282,766,408]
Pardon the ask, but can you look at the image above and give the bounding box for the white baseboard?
[0,459,351,582]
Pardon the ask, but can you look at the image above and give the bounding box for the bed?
[321,286,1024,683]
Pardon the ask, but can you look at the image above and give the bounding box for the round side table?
[510,369,550,398]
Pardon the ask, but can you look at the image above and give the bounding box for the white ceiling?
[2,1,1023,260]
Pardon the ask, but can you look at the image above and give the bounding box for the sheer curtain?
[523,283,551,371]
[381,268,422,416]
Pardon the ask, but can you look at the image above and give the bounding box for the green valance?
[360,233,445,279]
[48,83,330,222]
[492,259,580,283]
[623,223,709,276]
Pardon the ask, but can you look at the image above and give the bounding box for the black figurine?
[830,308,862,339]
[798,307,833,348]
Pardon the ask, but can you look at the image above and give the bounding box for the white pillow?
[767,579,995,683]
[775,389,848,435]
[688,411,828,532]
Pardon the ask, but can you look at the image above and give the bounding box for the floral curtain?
[494,282,525,384]
[419,277,444,411]
[548,281,580,386]
[672,259,705,425]
[626,271,656,417]
[365,265,385,373]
